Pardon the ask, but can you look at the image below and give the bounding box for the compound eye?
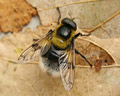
[61,18,77,31]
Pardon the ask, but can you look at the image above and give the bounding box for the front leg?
[48,29,54,34]
[72,33,91,42]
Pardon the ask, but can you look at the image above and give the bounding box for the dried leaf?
[75,39,115,66]
[0,25,119,96]
[26,0,120,32]
[94,59,102,72]
[0,0,37,33]
[0,0,120,96]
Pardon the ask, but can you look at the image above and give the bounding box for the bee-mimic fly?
[18,7,92,91]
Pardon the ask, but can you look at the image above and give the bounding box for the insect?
[18,8,92,91]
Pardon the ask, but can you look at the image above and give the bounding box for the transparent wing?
[18,31,52,63]
[59,45,75,91]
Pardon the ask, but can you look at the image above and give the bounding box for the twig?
[0,57,38,64]
[82,10,120,33]
[38,0,103,12]
[1,56,120,68]
[0,57,18,64]
[75,64,120,68]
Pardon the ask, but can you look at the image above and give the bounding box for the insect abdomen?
[39,45,64,77]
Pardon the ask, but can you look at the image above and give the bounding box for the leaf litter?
[0,0,37,33]
[0,0,120,96]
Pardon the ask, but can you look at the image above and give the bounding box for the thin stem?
[38,0,103,12]
[83,10,120,33]
[75,64,120,68]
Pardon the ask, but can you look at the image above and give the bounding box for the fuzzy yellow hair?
[51,24,75,49]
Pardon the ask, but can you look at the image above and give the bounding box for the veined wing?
[59,44,75,91]
[18,31,52,63]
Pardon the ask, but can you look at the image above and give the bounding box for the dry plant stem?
[1,56,120,68]
[38,0,103,12]
[0,57,38,64]
[76,64,120,68]
[0,57,17,63]
[83,10,120,33]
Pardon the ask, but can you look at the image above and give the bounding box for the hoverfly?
[18,8,92,91]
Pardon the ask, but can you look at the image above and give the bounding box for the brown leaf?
[0,0,37,33]
[26,0,120,32]
[0,25,119,96]
[75,39,115,66]
[0,0,120,96]
[94,59,102,72]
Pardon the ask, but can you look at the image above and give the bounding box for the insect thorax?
[51,24,75,49]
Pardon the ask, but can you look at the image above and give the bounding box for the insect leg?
[72,33,92,67]
[75,32,91,38]
[71,32,91,43]
[56,7,61,25]
[73,33,81,39]
[75,49,93,67]
[47,29,53,33]
[73,32,91,42]
[79,32,91,36]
